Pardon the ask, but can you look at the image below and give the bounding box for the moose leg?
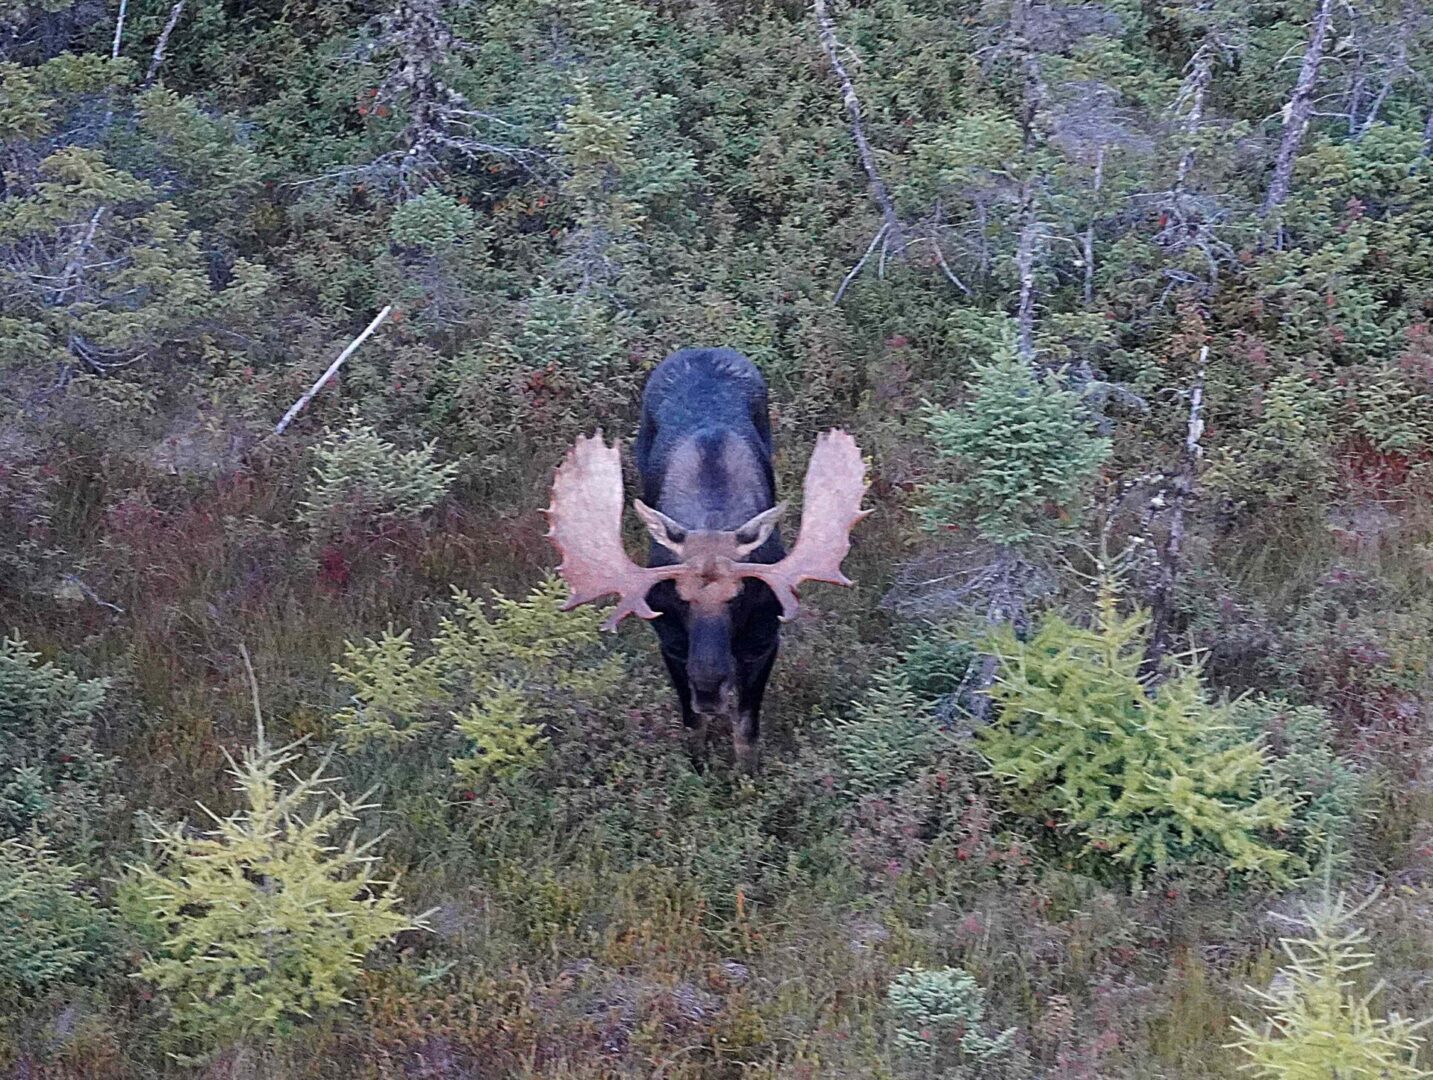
[661,649,708,771]
[733,643,777,775]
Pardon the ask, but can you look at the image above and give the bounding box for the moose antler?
[543,432,681,631]
[547,428,870,630]
[732,429,871,620]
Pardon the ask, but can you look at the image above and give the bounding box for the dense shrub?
[0,635,111,849]
[128,735,425,1054]
[299,418,461,535]
[918,348,1112,548]
[981,593,1294,885]
[0,837,115,1002]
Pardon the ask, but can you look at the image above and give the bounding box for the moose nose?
[691,679,734,716]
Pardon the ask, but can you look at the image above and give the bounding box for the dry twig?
[273,305,394,435]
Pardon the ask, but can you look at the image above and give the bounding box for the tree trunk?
[1261,0,1335,217]
[1143,346,1209,677]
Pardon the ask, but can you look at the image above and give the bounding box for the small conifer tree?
[918,348,1111,549]
[828,668,938,796]
[0,836,115,1002]
[334,576,622,783]
[129,733,425,1051]
[1230,889,1431,1078]
[0,634,111,849]
[299,417,461,534]
[887,965,1016,1067]
[981,590,1293,884]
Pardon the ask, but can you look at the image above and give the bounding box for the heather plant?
[1230,888,1431,1077]
[982,592,1294,885]
[128,733,425,1055]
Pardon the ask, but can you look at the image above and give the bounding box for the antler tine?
[733,428,871,621]
[545,431,680,631]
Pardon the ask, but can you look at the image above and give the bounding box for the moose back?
[545,348,869,772]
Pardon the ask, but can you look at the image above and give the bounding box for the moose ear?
[633,500,688,554]
[733,502,786,555]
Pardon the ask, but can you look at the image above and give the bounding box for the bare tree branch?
[928,227,972,296]
[111,0,128,61]
[1261,0,1335,217]
[273,305,394,435]
[813,0,902,246]
[833,221,887,304]
[1352,0,1417,140]
[143,1,186,89]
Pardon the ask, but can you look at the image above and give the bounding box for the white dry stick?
[144,1,187,88]
[274,305,393,435]
[101,0,129,131]
[111,0,128,60]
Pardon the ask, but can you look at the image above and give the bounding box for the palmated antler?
[731,429,871,620]
[543,432,681,631]
[547,429,870,630]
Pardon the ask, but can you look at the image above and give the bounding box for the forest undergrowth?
[5,0,1433,1076]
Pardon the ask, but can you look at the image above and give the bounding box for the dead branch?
[1353,0,1417,140]
[1262,0,1335,217]
[833,221,887,304]
[1174,43,1214,201]
[1015,208,1040,362]
[143,1,186,88]
[928,227,972,296]
[812,0,902,245]
[1143,344,1208,676]
[111,0,128,60]
[273,305,393,435]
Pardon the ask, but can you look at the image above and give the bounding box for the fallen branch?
[833,221,887,304]
[274,305,393,435]
[143,1,186,88]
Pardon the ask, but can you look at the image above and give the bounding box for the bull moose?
[544,348,870,772]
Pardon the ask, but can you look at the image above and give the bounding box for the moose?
[545,348,869,771]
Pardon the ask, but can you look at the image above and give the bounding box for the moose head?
[544,428,870,632]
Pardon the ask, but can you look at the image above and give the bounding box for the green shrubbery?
[0,837,115,1003]
[918,348,1111,548]
[981,593,1294,885]
[0,634,111,850]
[334,576,624,783]
[128,734,424,1055]
[299,418,462,535]
[887,965,1016,1071]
